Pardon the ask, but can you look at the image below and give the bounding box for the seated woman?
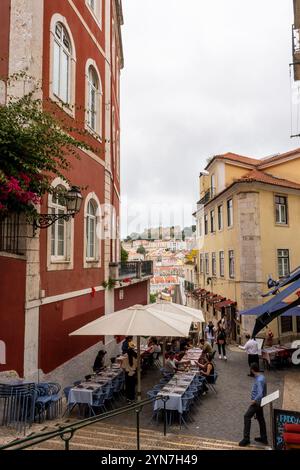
[165,352,179,374]
[93,350,107,373]
[198,353,215,394]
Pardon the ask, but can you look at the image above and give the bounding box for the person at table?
[239,334,259,377]
[122,346,138,403]
[148,338,161,354]
[170,338,180,353]
[165,352,179,374]
[93,350,107,373]
[199,338,213,355]
[198,354,215,394]
[205,321,216,347]
[122,336,133,355]
[239,363,268,447]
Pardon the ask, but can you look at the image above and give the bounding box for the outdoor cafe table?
[154,372,196,414]
[261,344,296,366]
[179,348,203,368]
[68,367,122,406]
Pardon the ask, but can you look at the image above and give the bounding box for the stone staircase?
[28,423,263,451]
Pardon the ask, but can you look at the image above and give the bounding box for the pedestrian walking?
[216,321,227,360]
[239,334,259,376]
[239,363,268,447]
[204,321,216,348]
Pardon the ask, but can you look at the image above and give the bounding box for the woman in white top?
[205,321,216,347]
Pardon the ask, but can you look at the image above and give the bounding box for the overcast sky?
[120,0,297,237]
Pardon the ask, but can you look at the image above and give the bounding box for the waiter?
[239,334,259,376]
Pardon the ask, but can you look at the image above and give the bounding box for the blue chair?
[35,383,52,423]
[92,390,107,414]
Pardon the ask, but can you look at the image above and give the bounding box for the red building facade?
[0,0,152,385]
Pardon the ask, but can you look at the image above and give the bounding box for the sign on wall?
[273,408,300,450]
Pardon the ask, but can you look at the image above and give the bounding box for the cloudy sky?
[120,0,297,237]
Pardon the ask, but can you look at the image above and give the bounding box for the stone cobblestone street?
[107,346,295,445]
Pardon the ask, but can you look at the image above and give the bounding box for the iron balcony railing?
[119,261,139,279]
[0,213,24,255]
[198,187,216,206]
[141,260,153,277]
[118,261,154,279]
[0,396,169,451]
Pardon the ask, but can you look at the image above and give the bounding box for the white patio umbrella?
[70,304,192,401]
[148,301,205,323]
[147,301,205,365]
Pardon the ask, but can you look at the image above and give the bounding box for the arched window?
[53,22,72,103]
[85,61,102,137]
[86,0,102,24]
[87,66,99,131]
[84,193,101,266]
[86,199,97,260]
[50,185,67,259]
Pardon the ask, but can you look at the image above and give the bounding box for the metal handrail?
[0,395,169,451]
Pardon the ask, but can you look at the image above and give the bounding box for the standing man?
[239,363,268,447]
[239,334,259,376]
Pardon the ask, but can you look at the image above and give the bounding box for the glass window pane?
[60,51,69,102]
[53,41,60,96]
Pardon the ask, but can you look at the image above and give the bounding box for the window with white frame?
[116,130,120,179]
[210,209,215,233]
[86,0,102,24]
[53,23,72,104]
[219,251,224,277]
[204,214,208,235]
[200,253,204,273]
[227,198,233,227]
[212,252,216,276]
[275,195,288,225]
[218,204,223,230]
[112,107,116,168]
[86,200,97,260]
[205,253,209,275]
[87,65,101,133]
[229,250,235,278]
[278,249,290,278]
[50,186,68,259]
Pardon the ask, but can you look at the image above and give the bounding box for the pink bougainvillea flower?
[19,173,31,186]
[6,177,22,193]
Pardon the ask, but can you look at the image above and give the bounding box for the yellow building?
[193,149,300,343]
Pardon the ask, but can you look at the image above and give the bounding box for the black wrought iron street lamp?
[32,186,83,235]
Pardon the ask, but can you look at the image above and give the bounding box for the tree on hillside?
[121,245,129,262]
[137,245,146,257]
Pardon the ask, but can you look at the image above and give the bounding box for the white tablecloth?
[68,368,122,405]
[154,372,195,413]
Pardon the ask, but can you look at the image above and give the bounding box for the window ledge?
[50,94,75,119]
[85,123,103,142]
[0,251,26,260]
[275,223,289,228]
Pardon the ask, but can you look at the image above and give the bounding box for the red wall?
[0,256,26,376]
[39,152,105,297]
[0,0,10,80]
[114,281,149,312]
[39,290,105,374]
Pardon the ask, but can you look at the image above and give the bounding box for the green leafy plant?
[0,74,93,219]
[102,278,117,290]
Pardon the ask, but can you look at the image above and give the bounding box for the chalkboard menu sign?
[274,408,300,449]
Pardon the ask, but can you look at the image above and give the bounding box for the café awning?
[215,299,236,311]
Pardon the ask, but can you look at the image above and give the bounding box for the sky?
[120,0,297,237]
